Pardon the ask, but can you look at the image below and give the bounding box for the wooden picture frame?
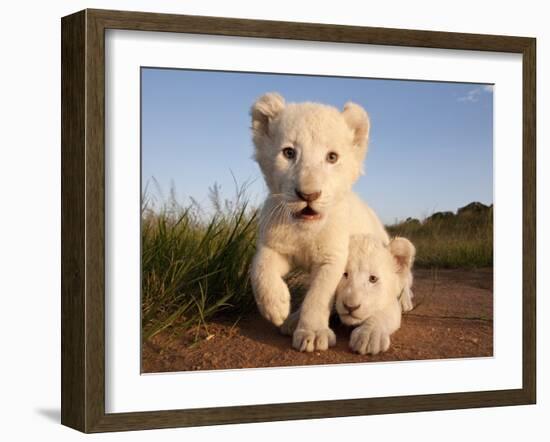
[61,8,536,433]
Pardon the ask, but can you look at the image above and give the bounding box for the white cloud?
[458,88,481,102]
[457,85,493,102]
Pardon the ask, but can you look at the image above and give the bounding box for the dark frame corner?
[61,8,536,433]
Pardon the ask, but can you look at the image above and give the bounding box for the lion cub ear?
[342,102,370,148]
[389,237,416,273]
[250,93,286,139]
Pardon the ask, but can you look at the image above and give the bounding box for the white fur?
[250,93,391,352]
[391,237,416,313]
[335,235,416,355]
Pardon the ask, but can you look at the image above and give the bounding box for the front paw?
[349,321,391,355]
[256,294,290,327]
[292,327,336,352]
[399,288,414,313]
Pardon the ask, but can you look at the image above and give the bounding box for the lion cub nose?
[343,302,361,313]
[295,189,321,202]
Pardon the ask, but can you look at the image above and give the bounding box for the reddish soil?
[142,268,493,373]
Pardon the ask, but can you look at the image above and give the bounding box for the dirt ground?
[142,268,493,373]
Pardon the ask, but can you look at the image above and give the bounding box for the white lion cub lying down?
[335,234,415,355]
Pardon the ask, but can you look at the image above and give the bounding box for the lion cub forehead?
[348,235,392,272]
[276,102,353,143]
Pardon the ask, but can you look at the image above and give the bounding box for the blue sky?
[141,68,493,224]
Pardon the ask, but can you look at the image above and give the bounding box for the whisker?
[274,202,287,225]
[261,203,278,227]
[259,200,285,233]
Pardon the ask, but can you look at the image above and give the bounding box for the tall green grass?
[141,185,258,341]
[386,207,493,268]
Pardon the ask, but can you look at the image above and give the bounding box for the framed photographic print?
[61,9,536,433]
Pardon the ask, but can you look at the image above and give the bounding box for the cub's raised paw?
[292,327,336,352]
[256,293,290,327]
[349,322,391,355]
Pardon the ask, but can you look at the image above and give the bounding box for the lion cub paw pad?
[349,325,391,355]
[292,328,336,352]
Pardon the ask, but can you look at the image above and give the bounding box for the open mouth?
[294,205,322,221]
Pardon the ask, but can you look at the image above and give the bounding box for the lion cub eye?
[326,151,339,163]
[369,275,378,283]
[343,272,349,278]
[282,147,296,159]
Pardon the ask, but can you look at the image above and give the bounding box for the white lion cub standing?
[249,92,413,352]
[335,234,415,355]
